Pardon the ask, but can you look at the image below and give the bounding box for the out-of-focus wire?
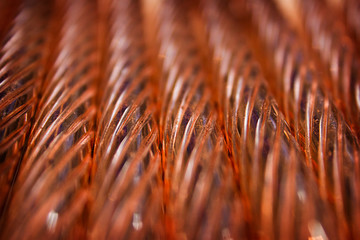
[248,0,360,238]
[300,0,360,138]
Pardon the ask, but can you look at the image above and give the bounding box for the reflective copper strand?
[89,0,164,239]
[3,0,99,239]
[249,0,360,238]
[0,0,52,219]
[202,0,339,239]
[156,0,246,238]
[300,0,360,137]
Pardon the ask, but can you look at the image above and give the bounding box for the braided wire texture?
[0,0,52,217]
[1,0,360,239]
[3,0,99,238]
[89,0,164,239]
[249,0,360,238]
[203,0,339,238]
[300,0,360,137]
[156,1,246,238]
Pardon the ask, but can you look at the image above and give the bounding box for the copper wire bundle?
[3,0,99,238]
[248,0,360,238]
[0,0,52,220]
[300,0,360,137]
[89,0,164,239]
[202,0,338,238]
[0,0,359,239]
[155,1,245,239]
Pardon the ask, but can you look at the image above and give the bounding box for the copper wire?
[0,0,52,221]
[249,0,360,238]
[3,0,99,238]
[89,0,164,239]
[156,1,245,238]
[203,0,339,238]
[300,0,360,138]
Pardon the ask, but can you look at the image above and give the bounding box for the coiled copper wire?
[0,0,52,221]
[248,0,360,238]
[156,0,246,238]
[202,0,339,238]
[0,0,359,239]
[89,0,164,239]
[300,0,360,138]
[3,0,99,238]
